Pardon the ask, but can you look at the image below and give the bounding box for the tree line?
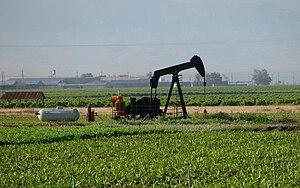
[195,69,272,86]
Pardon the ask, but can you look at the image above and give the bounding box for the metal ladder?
[174,75,183,118]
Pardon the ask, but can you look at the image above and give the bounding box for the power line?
[0,38,299,48]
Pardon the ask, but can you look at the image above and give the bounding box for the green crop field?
[2,129,300,187]
[1,85,300,187]
[1,111,300,187]
[1,85,300,108]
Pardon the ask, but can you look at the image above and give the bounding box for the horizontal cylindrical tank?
[36,106,80,121]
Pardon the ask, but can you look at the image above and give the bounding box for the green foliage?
[236,113,270,123]
[208,112,233,121]
[221,99,240,106]
[1,85,300,108]
[205,72,223,86]
[1,85,300,187]
[0,125,179,145]
[1,113,299,144]
[1,129,300,187]
[0,113,300,186]
[252,69,272,85]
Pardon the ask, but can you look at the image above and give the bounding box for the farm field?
[1,130,300,187]
[1,119,300,187]
[1,85,300,187]
[1,85,300,108]
[1,111,300,187]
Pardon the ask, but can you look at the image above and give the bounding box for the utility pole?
[1,72,5,91]
[21,69,24,80]
[247,73,250,85]
[271,74,274,85]
[293,72,295,85]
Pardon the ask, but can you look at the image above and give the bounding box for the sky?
[0,0,300,84]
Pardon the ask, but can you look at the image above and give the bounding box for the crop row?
[2,85,299,97]
[1,130,300,187]
[35,85,300,97]
[1,85,300,108]
[1,93,300,108]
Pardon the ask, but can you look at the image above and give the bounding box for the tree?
[206,72,223,86]
[81,73,93,78]
[194,73,203,86]
[252,69,272,85]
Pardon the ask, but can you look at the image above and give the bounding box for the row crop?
[1,85,300,98]
[1,93,300,108]
[1,130,300,187]
[1,85,300,108]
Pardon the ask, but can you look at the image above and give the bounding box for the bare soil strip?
[0,105,299,116]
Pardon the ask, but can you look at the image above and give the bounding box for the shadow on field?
[252,125,300,132]
[2,124,300,146]
[0,129,180,146]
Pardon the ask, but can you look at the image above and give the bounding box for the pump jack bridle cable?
[203,77,207,114]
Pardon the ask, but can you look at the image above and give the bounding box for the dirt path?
[187,105,300,114]
[0,105,299,116]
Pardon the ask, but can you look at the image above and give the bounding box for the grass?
[1,130,300,187]
[1,105,300,187]
[0,112,299,145]
[1,85,300,187]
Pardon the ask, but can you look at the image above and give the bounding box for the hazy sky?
[1,0,300,83]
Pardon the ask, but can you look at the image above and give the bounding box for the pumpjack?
[111,55,206,119]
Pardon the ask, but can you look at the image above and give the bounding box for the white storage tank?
[36,106,80,121]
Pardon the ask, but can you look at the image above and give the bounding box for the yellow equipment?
[111,95,125,117]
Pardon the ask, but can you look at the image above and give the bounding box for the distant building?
[1,91,46,107]
[58,77,107,88]
[109,79,149,88]
[102,75,150,88]
[228,81,253,86]
[3,77,107,89]
[4,78,64,89]
[1,74,223,89]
